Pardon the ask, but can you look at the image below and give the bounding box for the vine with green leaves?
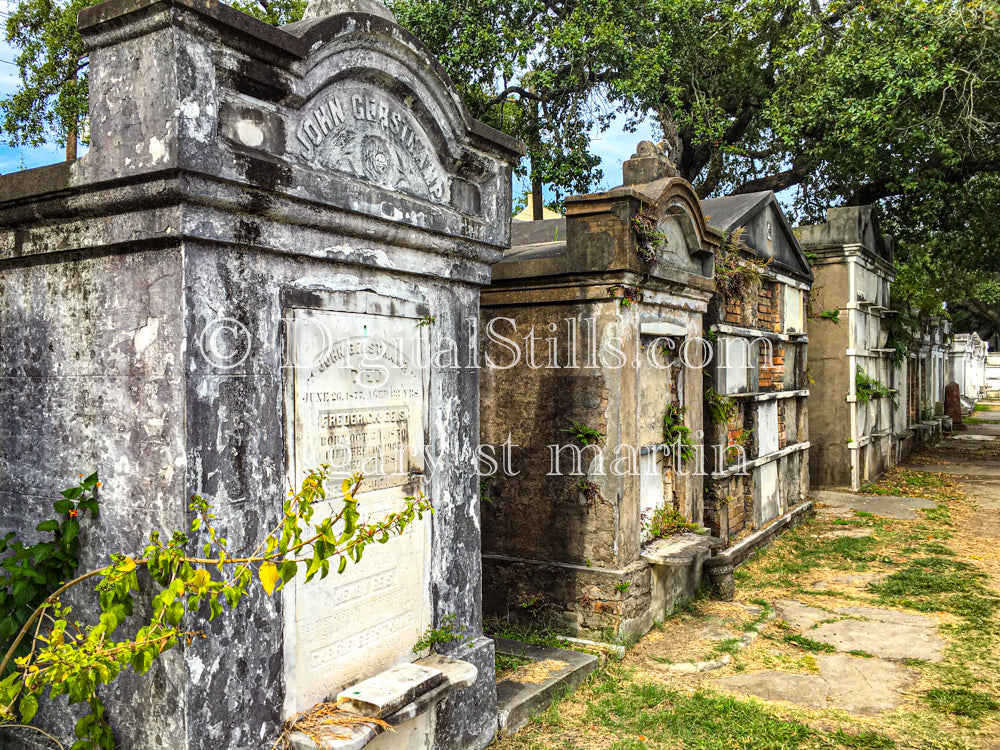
[0,473,100,678]
[714,227,768,305]
[0,468,431,750]
[885,310,921,367]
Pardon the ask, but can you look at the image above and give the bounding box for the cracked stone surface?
[718,654,920,714]
[832,606,938,627]
[810,620,944,661]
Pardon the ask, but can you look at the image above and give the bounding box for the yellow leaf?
[191,568,212,591]
[341,477,353,496]
[121,556,137,573]
[259,562,279,596]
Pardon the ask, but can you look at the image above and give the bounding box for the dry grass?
[508,659,570,684]
[272,703,391,750]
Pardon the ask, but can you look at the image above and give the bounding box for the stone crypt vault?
[0,0,522,748]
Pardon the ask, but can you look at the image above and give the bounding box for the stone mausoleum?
[699,191,813,544]
[480,143,722,641]
[0,0,521,747]
[799,206,898,489]
[949,332,988,407]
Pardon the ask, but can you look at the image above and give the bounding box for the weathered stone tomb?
[949,332,988,405]
[480,143,722,641]
[699,191,812,544]
[0,0,521,747]
[798,206,898,489]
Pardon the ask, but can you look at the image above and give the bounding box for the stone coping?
[288,654,478,750]
[726,389,810,402]
[640,533,722,567]
[713,323,810,343]
[705,500,814,574]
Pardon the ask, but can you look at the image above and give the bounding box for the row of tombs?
[0,0,989,748]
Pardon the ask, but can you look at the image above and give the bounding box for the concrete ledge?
[704,501,814,600]
[641,533,722,567]
[711,441,811,479]
[494,638,598,737]
[289,655,478,750]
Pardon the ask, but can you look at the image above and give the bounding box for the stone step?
[494,638,599,737]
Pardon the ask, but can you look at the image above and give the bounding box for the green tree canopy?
[2,0,998,330]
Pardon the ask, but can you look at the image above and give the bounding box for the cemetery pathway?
[490,402,1000,749]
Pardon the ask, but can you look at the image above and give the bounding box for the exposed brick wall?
[703,473,751,543]
[778,402,787,449]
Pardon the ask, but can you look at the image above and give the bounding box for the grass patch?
[857,468,965,503]
[485,617,572,650]
[923,687,1000,718]
[784,633,836,653]
[870,556,981,598]
[581,680,895,749]
[974,403,1000,411]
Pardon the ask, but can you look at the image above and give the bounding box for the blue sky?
[512,114,657,202]
[0,20,655,191]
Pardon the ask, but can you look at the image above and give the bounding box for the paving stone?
[833,606,937,628]
[718,654,919,714]
[773,600,830,630]
[812,490,937,520]
[810,619,944,661]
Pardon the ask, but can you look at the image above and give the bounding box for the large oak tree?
[2,0,998,334]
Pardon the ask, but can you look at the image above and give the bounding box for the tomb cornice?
[0,168,505,279]
[483,272,714,308]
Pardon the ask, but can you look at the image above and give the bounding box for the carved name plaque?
[283,307,430,716]
[294,82,451,204]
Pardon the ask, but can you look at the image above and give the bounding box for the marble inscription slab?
[283,307,430,716]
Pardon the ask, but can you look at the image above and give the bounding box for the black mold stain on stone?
[234,218,262,246]
[223,58,290,103]
[234,152,292,193]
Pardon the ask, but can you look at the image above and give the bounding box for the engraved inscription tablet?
[283,307,430,716]
[293,81,451,204]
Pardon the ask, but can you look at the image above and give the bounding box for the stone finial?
[302,0,396,22]
[623,140,679,185]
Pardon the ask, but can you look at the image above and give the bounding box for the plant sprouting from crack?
[632,204,665,264]
[662,404,695,465]
[705,388,738,425]
[607,284,642,308]
[715,227,768,304]
[412,614,474,654]
[564,420,604,447]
